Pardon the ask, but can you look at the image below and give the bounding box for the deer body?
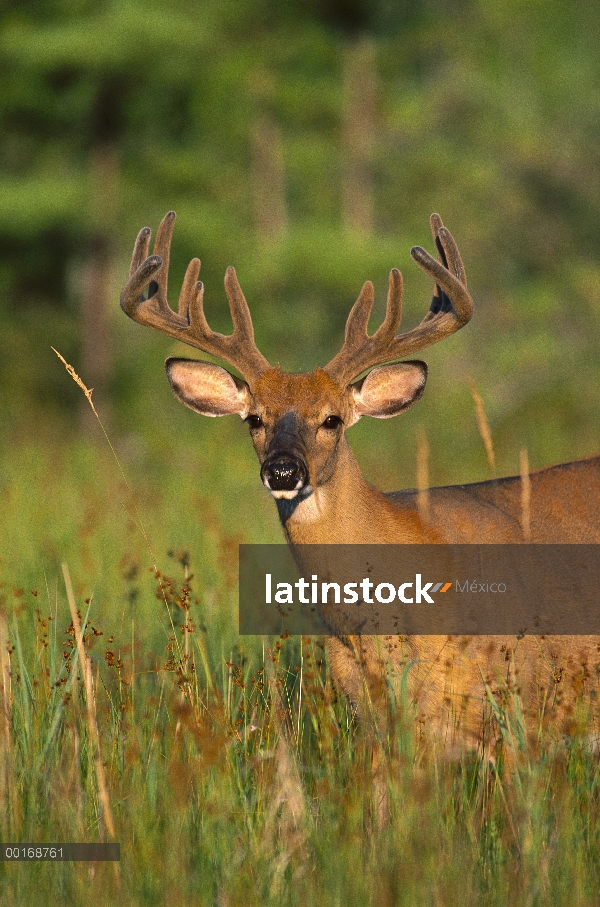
[278,445,600,546]
[390,456,600,544]
[121,212,600,749]
[276,435,600,748]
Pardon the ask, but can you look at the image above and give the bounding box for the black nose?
[261,455,308,491]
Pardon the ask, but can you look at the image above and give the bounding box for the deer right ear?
[165,358,251,418]
[350,361,428,421]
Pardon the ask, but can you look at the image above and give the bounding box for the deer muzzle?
[260,454,309,498]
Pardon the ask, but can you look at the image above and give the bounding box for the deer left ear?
[350,361,428,420]
[166,357,251,417]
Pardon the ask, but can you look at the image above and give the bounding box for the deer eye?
[246,414,263,430]
[321,415,343,431]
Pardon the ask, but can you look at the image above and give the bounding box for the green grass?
[2,564,600,906]
[1,429,600,906]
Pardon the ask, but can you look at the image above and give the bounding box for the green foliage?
[2,0,600,472]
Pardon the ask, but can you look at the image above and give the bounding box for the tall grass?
[2,520,600,904]
[1,399,600,904]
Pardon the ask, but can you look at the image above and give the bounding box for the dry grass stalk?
[52,347,99,417]
[71,715,85,837]
[53,348,157,569]
[416,426,430,522]
[62,563,118,854]
[0,611,11,749]
[466,376,496,473]
[63,655,85,838]
[520,447,531,541]
[0,610,12,829]
[264,659,308,897]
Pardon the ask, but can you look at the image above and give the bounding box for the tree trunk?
[251,114,287,242]
[79,145,118,434]
[341,36,377,235]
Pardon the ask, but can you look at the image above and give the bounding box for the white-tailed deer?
[121,212,600,748]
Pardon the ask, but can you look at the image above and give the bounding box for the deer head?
[120,212,472,505]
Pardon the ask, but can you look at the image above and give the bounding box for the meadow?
[1,370,600,906]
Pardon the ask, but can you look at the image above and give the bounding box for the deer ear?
[165,357,251,417]
[351,361,428,420]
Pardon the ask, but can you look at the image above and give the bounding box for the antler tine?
[342,281,376,346]
[432,213,466,286]
[324,273,403,383]
[324,215,473,386]
[224,266,259,341]
[422,213,467,322]
[373,267,403,341]
[409,248,472,324]
[185,265,271,381]
[121,212,180,327]
[120,212,270,386]
[178,257,201,321]
[129,225,151,275]
[152,210,176,304]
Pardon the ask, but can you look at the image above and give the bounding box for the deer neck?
[274,437,426,544]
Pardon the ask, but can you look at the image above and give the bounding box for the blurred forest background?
[2,0,600,590]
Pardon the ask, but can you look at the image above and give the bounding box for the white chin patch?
[264,482,314,501]
[269,488,300,500]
